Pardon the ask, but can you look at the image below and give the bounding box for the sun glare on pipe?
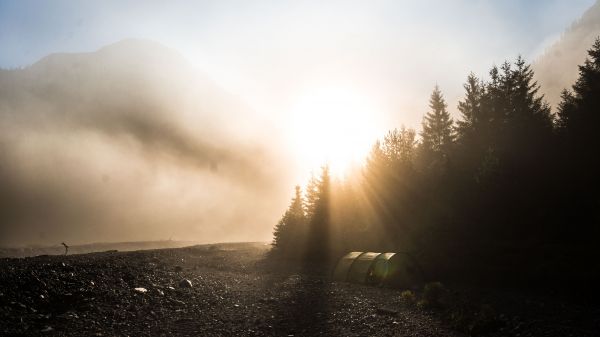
[287,86,382,179]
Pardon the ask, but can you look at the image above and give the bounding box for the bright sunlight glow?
[287,86,383,179]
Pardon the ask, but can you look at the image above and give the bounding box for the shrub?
[420,281,448,309]
[400,290,416,306]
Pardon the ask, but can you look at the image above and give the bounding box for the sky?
[1,0,594,174]
[0,0,597,246]
[0,1,595,125]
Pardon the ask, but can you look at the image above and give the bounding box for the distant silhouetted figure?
[61,242,69,256]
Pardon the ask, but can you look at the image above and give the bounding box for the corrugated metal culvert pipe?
[332,252,424,288]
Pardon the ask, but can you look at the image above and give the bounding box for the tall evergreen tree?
[364,138,388,169]
[456,73,483,140]
[557,38,600,139]
[508,56,553,131]
[305,166,332,261]
[555,38,600,236]
[304,173,320,220]
[482,58,552,137]
[489,57,553,172]
[271,185,306,257]
[457,58,552,169]
[382,127,417,166]
[421,85,454,157]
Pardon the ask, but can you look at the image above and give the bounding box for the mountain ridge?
[0,38,289,247]
[534,0,600,109]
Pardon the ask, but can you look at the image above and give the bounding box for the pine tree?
[271,185,306,257]
[458,58,552,164]
[556,90,578,131]
[398,127,418,165]
[555,38,600,234]
[482,65,505,135]
[364,140,387,178]
[421,85,454,157]
[483,57,552,169]
[456,73,483,140]
[557,38,600,138]
[508,56,553,131]
[382,127,417,166]
[304,173,320,220]
[305,166,332,261]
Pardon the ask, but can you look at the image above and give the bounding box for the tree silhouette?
[271,185,306,258]
[420,86,454,168]
[269,39,600,291]
[304,173,320,220]
[382,127,417,166]
[456,73,483,141]
[555,38,600,238]
[557,38,600,139]
[305,166,331,262]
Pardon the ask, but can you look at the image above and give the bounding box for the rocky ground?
[0,241,201,258]
[0,242,598,336]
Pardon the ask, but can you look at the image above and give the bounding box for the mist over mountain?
[534,0,600,109]
[0,39,291,247]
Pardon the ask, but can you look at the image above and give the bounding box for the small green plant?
[400,290,416,306]
[420,281,448,309]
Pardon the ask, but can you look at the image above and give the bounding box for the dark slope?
[534,1,600,109]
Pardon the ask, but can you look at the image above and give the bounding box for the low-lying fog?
[0,40,292,246]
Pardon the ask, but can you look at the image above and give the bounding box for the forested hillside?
[272,39,600,287]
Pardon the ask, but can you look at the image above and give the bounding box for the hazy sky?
[2,0,595,175]
[0,1,594,126]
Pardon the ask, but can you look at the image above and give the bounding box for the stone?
[179,279,193,288]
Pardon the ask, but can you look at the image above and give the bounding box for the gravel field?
[0,242,597,336]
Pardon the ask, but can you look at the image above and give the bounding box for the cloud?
[0,39,291,246]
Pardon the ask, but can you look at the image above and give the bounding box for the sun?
[287,86,382,179]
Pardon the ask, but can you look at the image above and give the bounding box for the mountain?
[0,39,290,246]
[534,0,600,109]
